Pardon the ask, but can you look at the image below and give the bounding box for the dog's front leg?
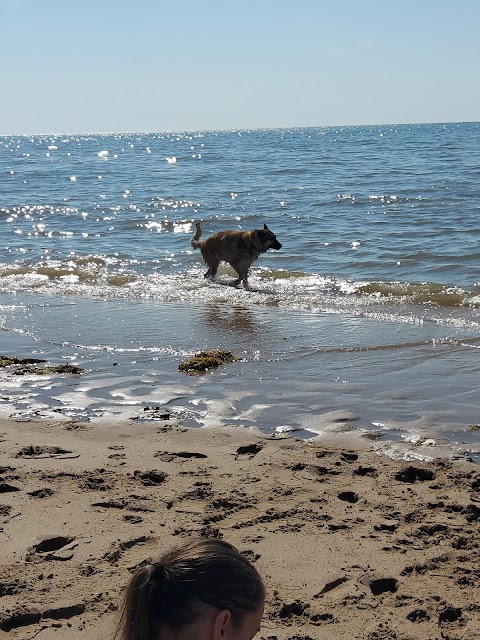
[204,268,215,280]
[231,262,251,289]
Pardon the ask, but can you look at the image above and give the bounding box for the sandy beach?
[0,408,479,640]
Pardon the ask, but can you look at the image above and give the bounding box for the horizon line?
[1,119,479,138]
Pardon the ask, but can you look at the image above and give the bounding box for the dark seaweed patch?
[0,355,83,376]
[178,350,241,374]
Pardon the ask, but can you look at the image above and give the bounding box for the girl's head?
[116,538,265,640]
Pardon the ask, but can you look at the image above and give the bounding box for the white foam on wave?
[464,295,480,308]
[1,263,479,334]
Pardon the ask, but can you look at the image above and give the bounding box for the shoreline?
[1,326,479,466]
[1,414,479,639]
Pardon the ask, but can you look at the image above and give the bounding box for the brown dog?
[191,222,282,287]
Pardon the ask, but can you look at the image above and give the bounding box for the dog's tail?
[191,221,203,249]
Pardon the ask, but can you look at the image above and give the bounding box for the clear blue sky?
[2,0,479,134]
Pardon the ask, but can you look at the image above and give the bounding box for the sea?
[1,123,479,463]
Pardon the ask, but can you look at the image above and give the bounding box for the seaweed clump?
[178,350,241,375]
[0,355,84,376]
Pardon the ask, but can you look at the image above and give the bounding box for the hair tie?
[145,562,169,606]
[152,562,170,587]
[153,561,167,576]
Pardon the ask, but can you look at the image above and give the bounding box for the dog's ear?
[263,224,269,230]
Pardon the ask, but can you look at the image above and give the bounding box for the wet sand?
[0,410,479,640]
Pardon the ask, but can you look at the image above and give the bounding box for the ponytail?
[117,564,163,640]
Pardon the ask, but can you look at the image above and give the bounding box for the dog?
[191,221,282,288]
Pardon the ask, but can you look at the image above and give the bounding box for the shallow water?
[1,291,479,463]
[1,124,480,461]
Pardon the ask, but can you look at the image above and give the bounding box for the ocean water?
[1,123,479,462]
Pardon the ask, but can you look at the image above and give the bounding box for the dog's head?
[254,224,282,251]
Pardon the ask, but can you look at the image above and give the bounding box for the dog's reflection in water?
[204,304,258,335]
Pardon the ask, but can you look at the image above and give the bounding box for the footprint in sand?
[0,482,22,493]
[78,471,114,491]
[27,488,55,498]
[354,465,378,477]
[123,514,143,524]
[235,443,264,459]
[438,606,464,627]
[155,451,208,462]
[103,535,150,564]
[133,470,168,486]
[15,445,80,459]
[0,602,86,632]
[394,466,435,483]
[0,578,28,597]
[359,574,399,596]
[407,608,430,622]
[340,452,359,463]
[91,496,154,513]
[338,491,359,504]
[26,534,78,562]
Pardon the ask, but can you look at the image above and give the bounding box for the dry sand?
[0,409,479,640]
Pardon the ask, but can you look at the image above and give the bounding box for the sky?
[1,0,480,134]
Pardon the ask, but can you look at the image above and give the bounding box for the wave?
[356,281,472,307]
[1,257,480,323]
[307,334,480,354]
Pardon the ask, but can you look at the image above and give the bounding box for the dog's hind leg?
[203,253,220,280]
